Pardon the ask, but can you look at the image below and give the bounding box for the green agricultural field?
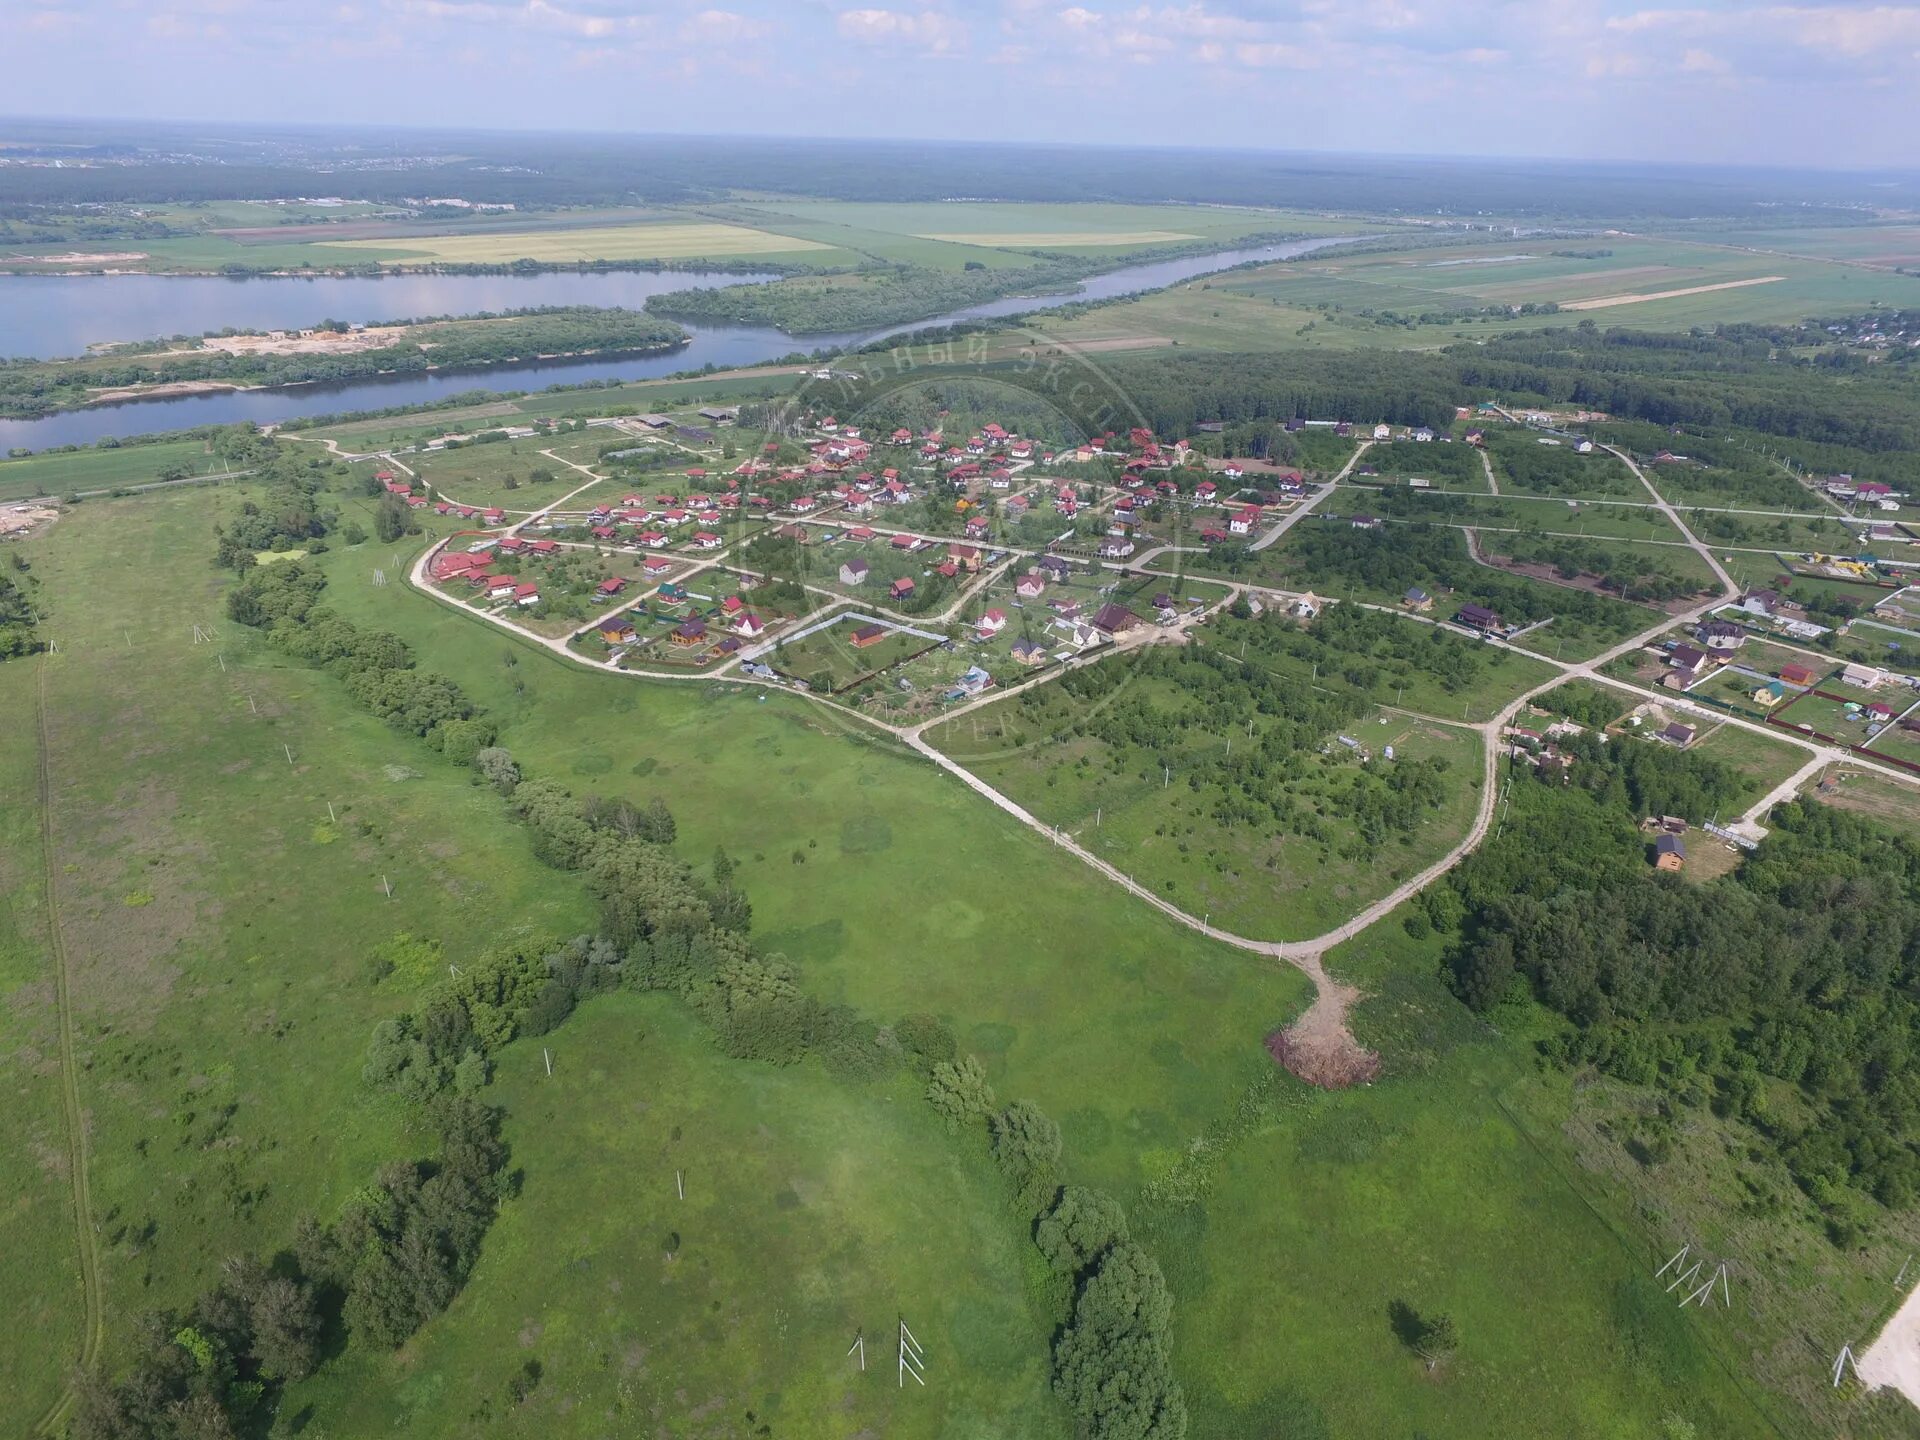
[1653,222,1920,267]
[738,200,1357,256]
[289,994,1061,1438]
[0,437,233,502]
[1223,236,1920,327]
[319,221,845,267]
[1022,232,1920,358]
[929,646,1485,941]
[7,487,595,1391]
[1027,281,1457,355]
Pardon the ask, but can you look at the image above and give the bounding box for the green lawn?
[406,441,610,512]
[288,994,1061,1439]
[1687,722,1814,810]
[768,613,934,691]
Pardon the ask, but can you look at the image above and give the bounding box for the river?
[0,236,1365,452]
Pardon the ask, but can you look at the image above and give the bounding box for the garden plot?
[759,609,947,695]
[1350,439,1488,491]
[1483,430,1638,500]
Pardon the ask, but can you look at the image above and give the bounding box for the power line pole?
[898,1319,925,1388]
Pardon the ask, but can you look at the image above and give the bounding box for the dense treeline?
[211,448,339,569]
[1440,747,1920,1241]
[0,308,687,418]
[652,258,1098,335]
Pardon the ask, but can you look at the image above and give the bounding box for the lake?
[0,237,1366,452]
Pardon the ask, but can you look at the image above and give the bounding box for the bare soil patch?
[1,504,59,538]
[201,325,410,358]
[1267,977,1381,1089]
[86,380,246,405]
[10,251,148,265]
[1560,276,1785,310]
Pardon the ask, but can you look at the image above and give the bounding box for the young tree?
[1415,1312,1459,1372]
[374,492,410,544]
[1035,1185,1130,1277]
[926,1055,997,1131]
[990,1100,1063,1215]
[1052,1242,1187,1440]
[249,1277,321,1381]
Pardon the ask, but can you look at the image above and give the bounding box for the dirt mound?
[1266,1023,1381,1089]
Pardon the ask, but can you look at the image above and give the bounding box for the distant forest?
[0,120,1911,218]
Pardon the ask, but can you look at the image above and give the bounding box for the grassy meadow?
[319,221,844,267]
[289,995,1062,1439]
[0,437,234,502]
[313,540,1314,1197]
[9,489,595,1382]
[0,665,87,1424]
[1158,913,1795,1440]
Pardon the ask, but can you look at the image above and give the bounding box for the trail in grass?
[31,656,104,1439]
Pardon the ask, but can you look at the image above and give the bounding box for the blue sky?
[12,0,1919,167]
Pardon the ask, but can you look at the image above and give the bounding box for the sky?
[10,0,1919,168]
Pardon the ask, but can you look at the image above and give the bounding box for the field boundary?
[32,656,104,1438]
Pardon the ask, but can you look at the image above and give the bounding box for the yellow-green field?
[321,221,836,265]
[917,228,1201,247]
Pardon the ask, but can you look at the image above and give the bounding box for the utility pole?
[898,1319,925,1388]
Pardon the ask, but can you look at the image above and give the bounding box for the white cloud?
[836,7,968,52]
[1679,46,1730,71]
[678,8,770,42]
